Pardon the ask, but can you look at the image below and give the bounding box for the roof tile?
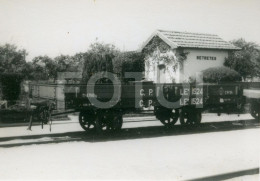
[158,30,240,50]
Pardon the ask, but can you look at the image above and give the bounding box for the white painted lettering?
[139,100,144,107]
[149,89,153,96]
[140,89,145,96]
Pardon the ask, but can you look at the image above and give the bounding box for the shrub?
[202,66,242,83]
[113,51,145,82]
[0,73,23,101]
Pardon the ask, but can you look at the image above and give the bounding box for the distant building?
[139,30,240,83]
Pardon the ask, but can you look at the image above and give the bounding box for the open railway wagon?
[243,82,260,121]
[28,80,259,133]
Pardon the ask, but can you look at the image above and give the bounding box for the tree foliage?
[30,55,82,80]
[0,42,145,83]
[202,66,242,83]
[54,55,79,72]
[113,51,145,82]
[0,44,27,73]
[81,42,119,83]
[0,73,23,101]
[72,53,85,72]
[224,39,260,80]
[142,36,171,55]
[31,56,56,80]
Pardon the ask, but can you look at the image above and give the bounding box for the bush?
[0,73,23,101]
[113,51,145,82]
[202,66,242,83]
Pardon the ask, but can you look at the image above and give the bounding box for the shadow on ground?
[186,167,259,181]
[0,119,259,148]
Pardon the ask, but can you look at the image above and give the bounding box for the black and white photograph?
[0,0,259,180]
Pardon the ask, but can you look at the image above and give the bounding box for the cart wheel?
[79,111,96,132]
[250,102,259,121]
[43,109,50,124]
[159,110,179,127]
[109,115,123,131]
[38,107,48,128]
[180,109,192,126]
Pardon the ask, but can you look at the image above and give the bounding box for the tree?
[113,51,145,82]
[0,73,23,101]
[224,39,260,80]
[0,44,27,73]
[20,62,35,80]
[54,55,71,72]
[30,55,82,81]
[88,42,119,55]
[81,42,119,83]
[71,53,85,72]
[31,56,57,80]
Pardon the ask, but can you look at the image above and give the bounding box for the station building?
[139,30,240,83]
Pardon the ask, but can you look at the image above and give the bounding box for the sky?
[0,0,260,61]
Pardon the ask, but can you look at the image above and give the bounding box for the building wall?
[182,48,229,81]
[145,49,180,83]
[144,48,229,83]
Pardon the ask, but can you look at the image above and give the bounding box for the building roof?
[139,30,241,51]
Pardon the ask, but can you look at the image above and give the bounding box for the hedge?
[0,73,23,101]
[202,66,242,83]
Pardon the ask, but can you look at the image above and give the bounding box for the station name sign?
[197,56,216,60]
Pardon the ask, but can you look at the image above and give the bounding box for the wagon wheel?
[159,110,179,127]
[180,109,202,126]
[109,114,123,131]
[180,109,192,126]
[250,102,259,121]
[79,111,96,132]
[95,113,110,134]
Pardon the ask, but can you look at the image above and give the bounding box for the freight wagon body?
[28,81,258,132]
[74,82,242,110]
[28,82,244,111]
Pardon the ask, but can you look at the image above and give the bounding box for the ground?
[0,113,259,180]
